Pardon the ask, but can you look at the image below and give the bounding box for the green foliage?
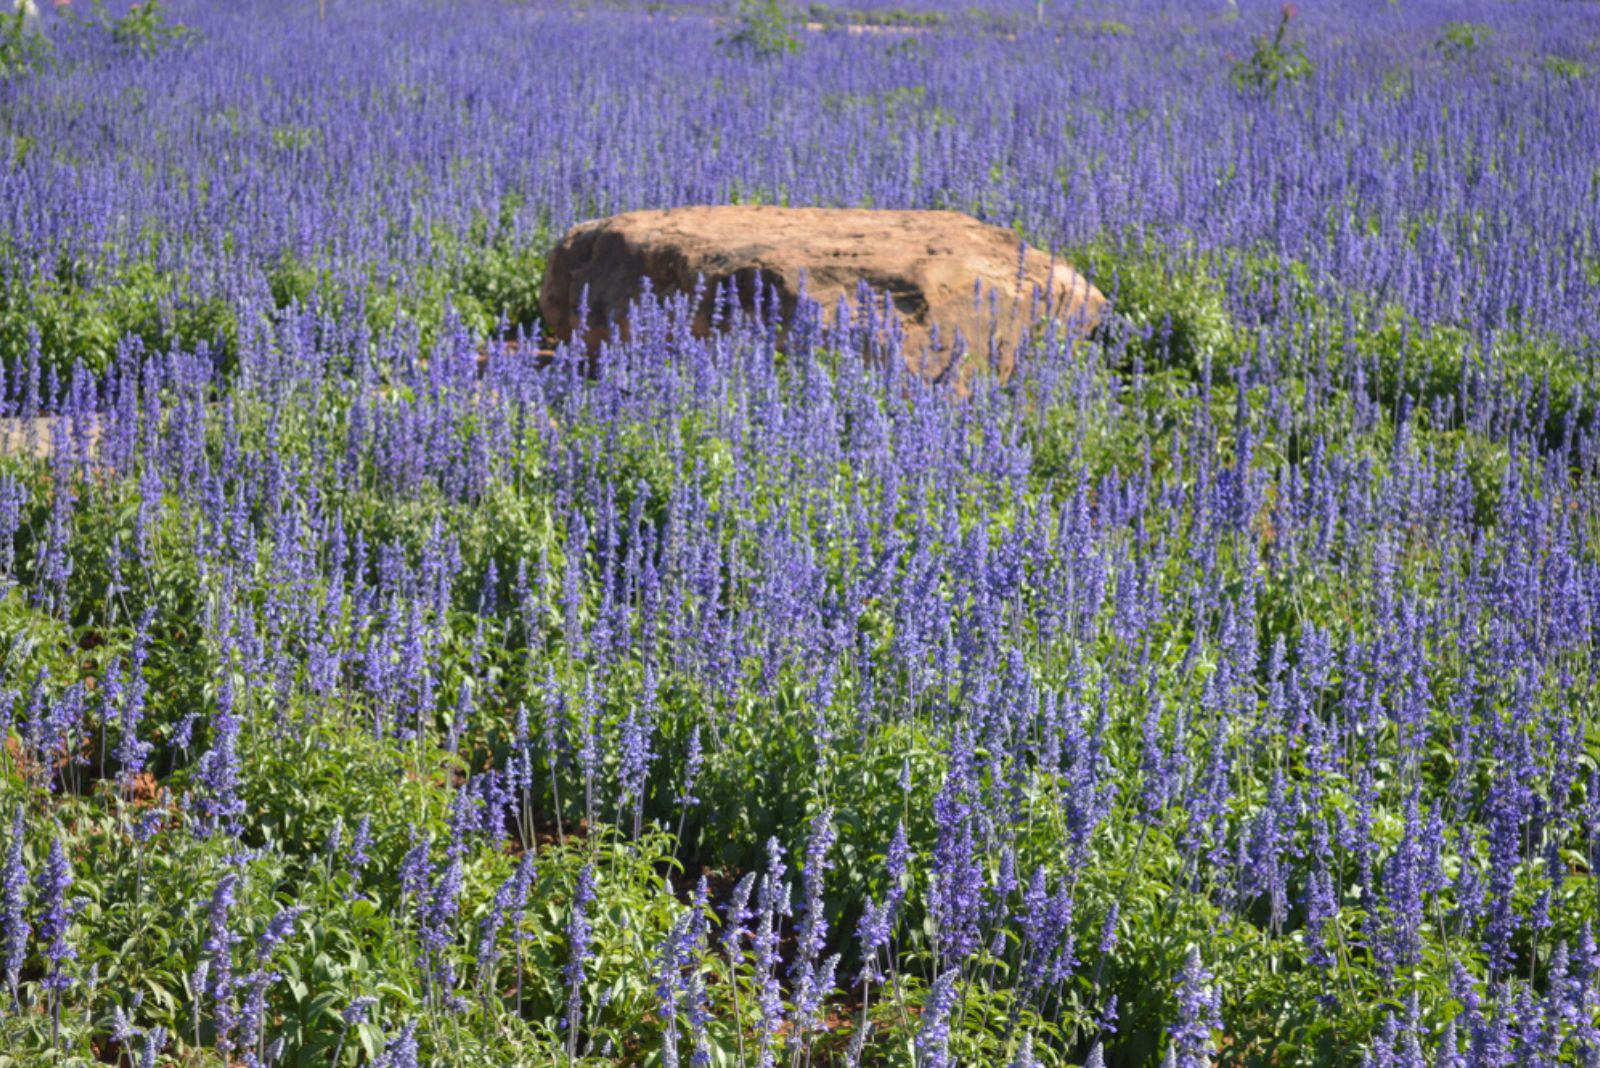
[273,198,546,344]
[1078,18,1133,38]
[266,252,322,313]
[1437,21,1491,62]
[1381,66,1413,101]
[454,229,548,339]
[0,9,52,80]
[1072,242,1238,374]
[805,3,944,29]
[1341,304,1598,454]
[1,203,547,380]
[0,257,236,374]
[1231,4,1314,95]
[269,123,319,153]
[1542,55,1590,81]
[720,0,800,59]
[106,0,199,57]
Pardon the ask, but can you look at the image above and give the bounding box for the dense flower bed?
[1,1,1598,1065]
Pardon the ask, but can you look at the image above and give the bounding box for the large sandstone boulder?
[539,206,1105,379]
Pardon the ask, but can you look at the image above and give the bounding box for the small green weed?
[1437,21,1490,62]
[0,9,52,80]
[720,0,800,58]
[1542,55,1589,81]
[1082,18,1134,38]
[1231,4,1313,95]
[806,4,942,28]
[106,0,199,57]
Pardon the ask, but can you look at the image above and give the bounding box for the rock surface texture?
[540,206,1105,380]
[0,416,100,461]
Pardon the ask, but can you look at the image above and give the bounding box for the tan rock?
[0,415,101,462]
[539,206,1104,380]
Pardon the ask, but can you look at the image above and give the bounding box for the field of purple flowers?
[2,0,1600,1064]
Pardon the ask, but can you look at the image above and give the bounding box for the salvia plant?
[0,0,1598,1065]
